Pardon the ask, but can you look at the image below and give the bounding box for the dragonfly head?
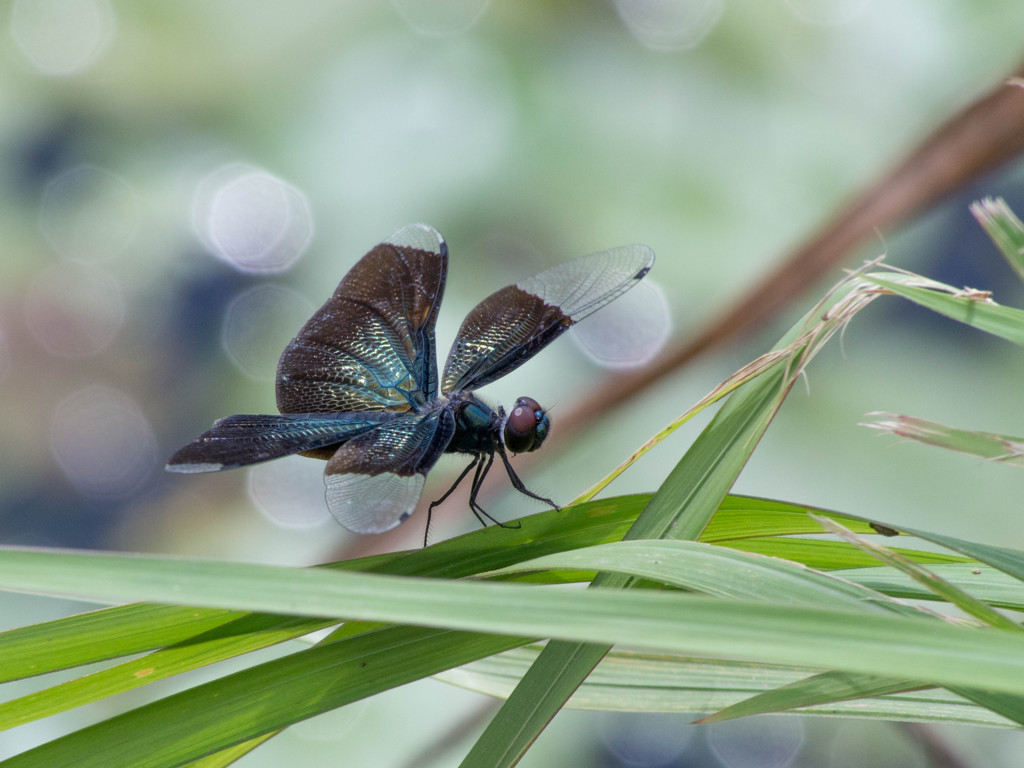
[502,396,550,454]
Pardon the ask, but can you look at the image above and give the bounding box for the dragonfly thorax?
[444,392,549,456]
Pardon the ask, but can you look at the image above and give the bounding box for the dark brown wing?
[165,413,392,472]
[276,224,447,414]
[440,244,654,393]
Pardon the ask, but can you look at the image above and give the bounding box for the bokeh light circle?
[194,164,314,274]
[50,385,158,500]
[707,716,805,768]
[785,0,871,26]
[390,0,492,35]
[221,284,314,381]
[599,712,695,766]
[571,280,671,369]
[613,0,724,51]
[24,263,125,359]
[10,0,115,77]
[39,165,139,263]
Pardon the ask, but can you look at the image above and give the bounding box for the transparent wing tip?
[165,461,224,473]
[385,223,446,256]
[325,471,425,534]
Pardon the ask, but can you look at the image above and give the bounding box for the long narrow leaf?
[810,511,1024,585]
[719,537,968,570]
[0,614,330,731]
[180,734,277,768]
[970,196,1024,284]
[812,514,1023,632]
[11,569,1024,765]
[697,670,928,723]
[0,604,242,684]
[481,539,911,613]
[1,627,528,768]
[838,563,1024,610]
[0,494,939,733]
[863,412,1024,469]
[863,272,1024,347]
[440,648,1012,727]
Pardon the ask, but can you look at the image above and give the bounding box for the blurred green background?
[3,1,1024,765]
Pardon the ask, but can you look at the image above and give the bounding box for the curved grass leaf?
[10,593,1024,768]
[705,496,879,540]
[863,272,1024,347]
[0,493,977,744]
[439,648,1013,727]
[1,627,527,768]
[481,539,911,613]
[719,537,967,570]
[0,496,649,726]
[863,412,1024,469]
[0,614,330,731]
[837,563,1024,610]
[0,604,242,684]
[1,494,944,736]
[882,523,1024,584]
[970,196,1024,283]
[812,514,1023,632]
[180,734,277,768]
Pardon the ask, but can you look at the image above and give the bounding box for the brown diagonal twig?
[555,62,1024,439]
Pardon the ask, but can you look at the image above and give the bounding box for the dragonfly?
[167,224,654,538]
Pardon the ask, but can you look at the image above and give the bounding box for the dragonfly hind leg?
[466,453,521,530]
[496,443,560,511]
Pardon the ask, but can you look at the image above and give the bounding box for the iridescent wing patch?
[277,223,447,414]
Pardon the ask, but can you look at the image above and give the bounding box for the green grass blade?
[719,537,968,570]
[863,412,1024,469]
[692,671,924,723]
[697,670,1024,729]
[0,604,242,684]
[482,539,907,612]
[0,493,964,736]
[0,493,995,763]
[836,517,1024,584]
[701,672,1024,729]
[440,648,1012,727]
[700,671,1024,729]
[812,515,1023,632]
[2,493,906,732]
[864,272,1024,347]
[0,614,331,731]
[0,496,649,726]
[949,688,1024,728]
[706,496,879,539]
[11,578,1024,765]
[837,563,1024,610]
[970,197,1024,284]
[180,734,277,768]
[1,627,527,768]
